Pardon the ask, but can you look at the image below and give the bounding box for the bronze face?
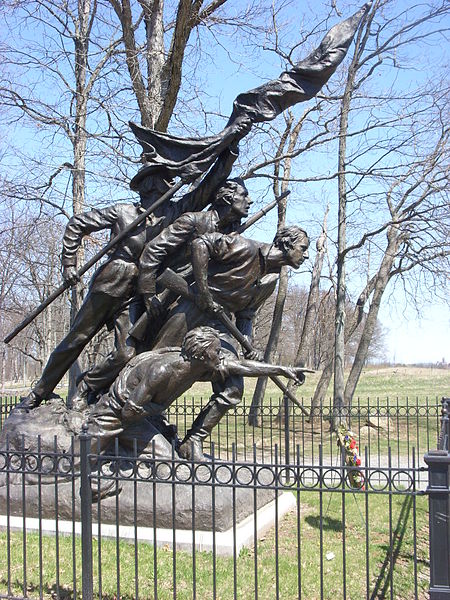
[287,234,310,268]
[230,186,253,218]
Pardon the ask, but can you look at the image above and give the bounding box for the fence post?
[424,397,450,599]
[283,393,290,471]
[79,423,94,600]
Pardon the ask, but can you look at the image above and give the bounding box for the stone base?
[0,492,296,557]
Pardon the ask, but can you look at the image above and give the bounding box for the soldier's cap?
[130,164,175,192]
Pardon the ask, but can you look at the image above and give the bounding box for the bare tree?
[330,0,449,425]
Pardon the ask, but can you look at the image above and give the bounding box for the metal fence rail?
[1,395,442,474]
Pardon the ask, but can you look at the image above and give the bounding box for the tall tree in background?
[0,1,448,407]
[331,0,449,425]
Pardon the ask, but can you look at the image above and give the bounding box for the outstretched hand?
[292,369,306,386]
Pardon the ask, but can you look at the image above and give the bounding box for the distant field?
[2,365,449,403]
[186,365,450,403]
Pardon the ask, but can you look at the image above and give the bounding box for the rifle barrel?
[237,190,290,233]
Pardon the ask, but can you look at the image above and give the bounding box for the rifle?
[129,191,289,341]
[236,190,290,233]
[4,179,185,344]
[158,268,312,416]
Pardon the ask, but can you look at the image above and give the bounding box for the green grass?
[0,492,428,599]
[0,366,440,597]
[4,365,449,403]
[184,365,450,404]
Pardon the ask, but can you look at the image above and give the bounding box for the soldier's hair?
[181,327,221,361]
[273,226,308,254]
[212,178,247,207]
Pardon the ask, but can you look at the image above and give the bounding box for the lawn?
[0,492,428,599]
[0,366,441,598]
[185,365,450,404]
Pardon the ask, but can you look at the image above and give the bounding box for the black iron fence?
[0,396,448,599]
[0,394,442,466]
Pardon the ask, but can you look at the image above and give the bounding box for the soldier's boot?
[15,390,44,412]
[71,380,93,412]
[178,398,229,461]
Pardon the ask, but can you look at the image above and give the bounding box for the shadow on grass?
[304,514,343,532]
[1,578,146,600]
[370,495,413,600]
[1,579,75,599]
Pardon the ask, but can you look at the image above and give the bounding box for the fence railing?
[1,394,442,476]
[0,396,448,599]
[0,439,428,599]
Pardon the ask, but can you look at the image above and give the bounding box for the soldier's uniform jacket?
[198,231,278,315]
[137,209,221,296]
[61,148,238,298]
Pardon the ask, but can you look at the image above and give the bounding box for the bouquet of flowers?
[336,425,364,489]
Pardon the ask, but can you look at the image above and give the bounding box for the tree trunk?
[248,266,288,426]
[248,113,300,426]
[344,227,401,402]
[286,207,328,421]
[333,10,370,430]
[68,0,91,402]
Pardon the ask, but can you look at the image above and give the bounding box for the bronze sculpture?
[5,4,371,463]
[17,119,251,411]
[86,326,307,460]
[151,227,309,459]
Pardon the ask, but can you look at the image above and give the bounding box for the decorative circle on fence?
[9,452,25,471]
[277,467,297,487]
[235,465,254,485]
[391,470,414,492]
[322,468,344,489]
[40,455,56,474]
[117,462,137,479]
[174,462,193,482]
[56,455,73,474]
[155,461,173,481]
[25,454,39,472]
[367,469,390,491]
[136,459,154,480]
[299,467,320,489]
[98,459,115,477]
[213,464,232,485]
[256,466,276,487]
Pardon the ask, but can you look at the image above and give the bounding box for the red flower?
[349,439,356,449]
[355,458,361,466]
